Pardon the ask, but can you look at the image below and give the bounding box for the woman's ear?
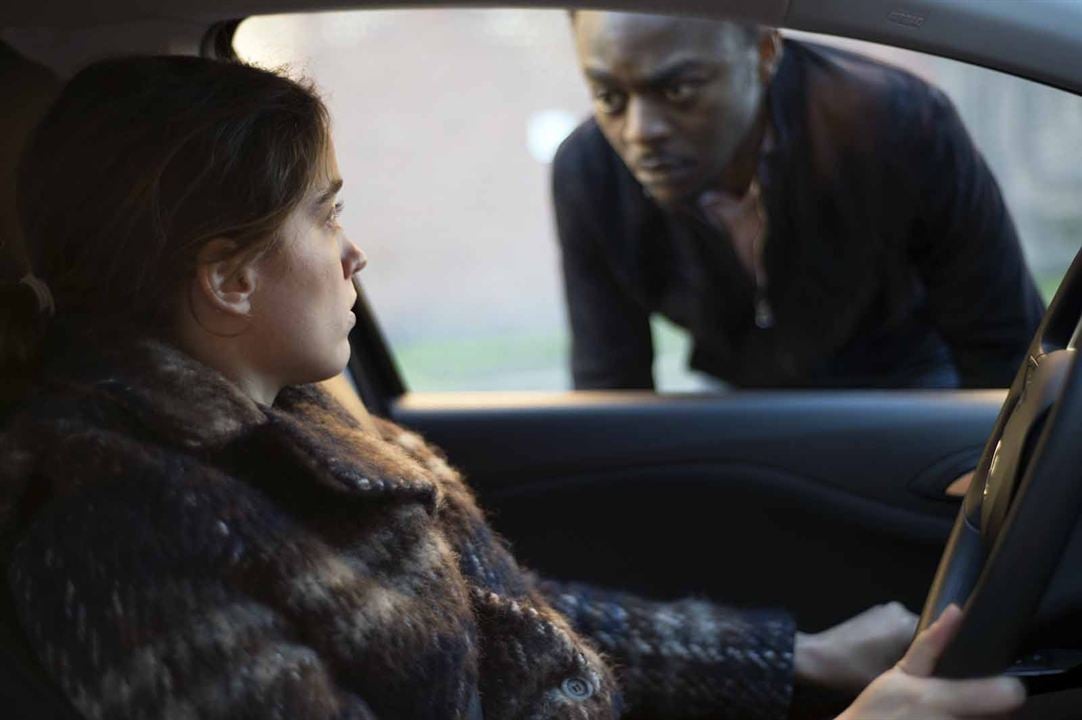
[193,238,259,318]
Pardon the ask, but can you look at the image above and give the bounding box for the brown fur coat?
[0,338,795,719]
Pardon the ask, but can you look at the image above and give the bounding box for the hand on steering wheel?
[795,602,917,695]
[838,605,1025,720]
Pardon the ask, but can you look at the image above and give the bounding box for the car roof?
[2,0,1081,93]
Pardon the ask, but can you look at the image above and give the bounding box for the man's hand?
[837,604,1025,720]
[795,602,918,695]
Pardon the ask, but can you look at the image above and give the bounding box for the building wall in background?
[236,10,1082,392]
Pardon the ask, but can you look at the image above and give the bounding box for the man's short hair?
[566,10,761,50]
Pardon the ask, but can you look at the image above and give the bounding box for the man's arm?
[905,87,1044,388]
[553,139,655,390]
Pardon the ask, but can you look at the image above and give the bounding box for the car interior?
[2,0,1082,718]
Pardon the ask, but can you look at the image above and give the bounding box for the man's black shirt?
[553,40,1045,389]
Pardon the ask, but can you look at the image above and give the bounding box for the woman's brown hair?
[1,55,329,379]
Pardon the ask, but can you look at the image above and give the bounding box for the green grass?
[1037,272,1066,304]
[390,271,1067,393]
[390,316,702,392]
[391,330,569,391]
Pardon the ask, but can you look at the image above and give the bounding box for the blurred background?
[236,9,1082,392]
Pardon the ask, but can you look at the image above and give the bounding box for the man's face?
[573,12,765,207]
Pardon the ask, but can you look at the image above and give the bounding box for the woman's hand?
[837,604,1026,720]
[795,602,918,694]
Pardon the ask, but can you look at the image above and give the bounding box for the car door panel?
[391,390,1002,629]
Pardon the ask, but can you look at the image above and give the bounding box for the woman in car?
[0,56,1024,720]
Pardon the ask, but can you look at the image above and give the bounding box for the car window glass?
[235,9,1082,392]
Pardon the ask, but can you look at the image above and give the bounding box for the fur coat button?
[560,676,594,701]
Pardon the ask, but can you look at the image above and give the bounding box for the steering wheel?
[917,247,1082,680]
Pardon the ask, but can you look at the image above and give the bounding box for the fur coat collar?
[0,337,619,719]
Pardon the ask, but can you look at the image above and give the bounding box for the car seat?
[0,40,83,719]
